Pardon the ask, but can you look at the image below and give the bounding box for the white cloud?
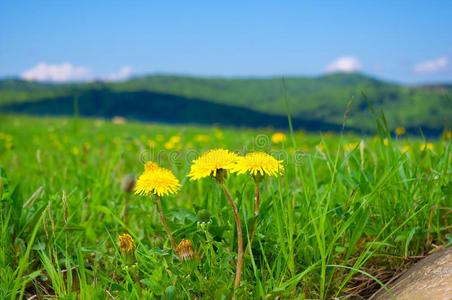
[414,56,449,73]
[103,66,133,81]
[325,56,362,73]
[21,62,93,82]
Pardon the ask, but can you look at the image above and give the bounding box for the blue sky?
[1,0,451,84]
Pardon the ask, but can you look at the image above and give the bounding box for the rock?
[371,247,452,300]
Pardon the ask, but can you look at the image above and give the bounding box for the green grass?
[0,114,451,299]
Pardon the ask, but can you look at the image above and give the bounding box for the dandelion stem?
[124,193,130,226]
[220,183,243,293]
[154,196,176,249]
[245,183,260,256]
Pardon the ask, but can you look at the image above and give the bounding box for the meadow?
[0,114,451,299]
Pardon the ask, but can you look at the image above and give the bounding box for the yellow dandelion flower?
[164,141,175,149]
[395,127,406,136]
[176,239,194,261]
[383,138,389,147]
[169,135,181,143]
[195,134,210,143]
[271,132,286,144]
[72,147,80,155]
[232,152,284,177]
[420,143,434,151]
[344,143,357,152]
[445,130,451,139]
[118,234,135,254]
[188,149,239,181]
[400,145,410,154]
[135,162,181,197]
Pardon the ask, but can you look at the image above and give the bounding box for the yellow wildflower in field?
[188,149,243,290]
[344,143,358,152]
[118,234,135,254]
[188,149,239,181]
[271,132,286,144]
[445,130,451,139]
[420,143,434,151]
[135,162,181,197]
[164,141,175,150]
[399,145,410,154]
[176,239,194,261]
[232,152,284,177]
[395,127,406,136]
[195,134,210,143]
[169,135,181,143]
[72,147,80,155]
[383,138,389,146]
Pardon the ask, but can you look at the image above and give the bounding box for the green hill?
[0,73,450,132]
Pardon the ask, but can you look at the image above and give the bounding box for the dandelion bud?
[176,239,194,261]
[197,209,211,223]
[118,234,135,254]
[121,174,136,193]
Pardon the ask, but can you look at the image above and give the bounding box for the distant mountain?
[0,73,450,133]
[1,89,354,133]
